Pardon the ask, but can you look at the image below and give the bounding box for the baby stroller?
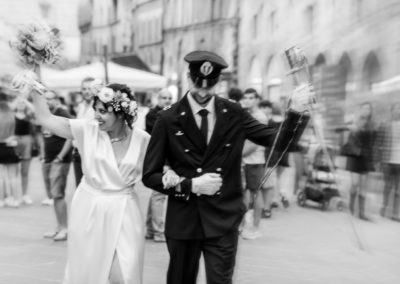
[297,144,344,211]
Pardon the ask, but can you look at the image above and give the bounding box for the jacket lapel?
[177,94,207,152]
[203,97,231,161]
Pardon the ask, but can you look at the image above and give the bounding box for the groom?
[143,50,312,284]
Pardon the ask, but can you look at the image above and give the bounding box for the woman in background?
[13,98,35,205]
[345,102,376,221]
[0,96,22,207]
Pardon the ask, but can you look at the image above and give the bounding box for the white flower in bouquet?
[98,87,115,103]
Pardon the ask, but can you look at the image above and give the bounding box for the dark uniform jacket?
[142,94,308,239]
[145,105,163,134]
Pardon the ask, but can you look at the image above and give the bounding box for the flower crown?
[96,87,138,118]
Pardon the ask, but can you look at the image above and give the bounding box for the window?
[252,13,258,38]
[356,0,364,19]
[39,2,51,18]
[269,11,276,34]
[113,0,118,22]
[211,0,220,20]
[91,41,97,55]
[111,35,116,53]
[305,5,314,33]
[130,33,135,52]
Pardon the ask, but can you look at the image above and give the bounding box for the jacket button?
[225,143,231,147]
[184,149,190,152]
[216,168,222,172]
[196,168,202,173]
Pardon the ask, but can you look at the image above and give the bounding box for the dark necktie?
[198,109,209,144]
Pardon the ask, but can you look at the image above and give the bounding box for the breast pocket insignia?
[175,131,184,136]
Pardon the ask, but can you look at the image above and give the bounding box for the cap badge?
[200,61,214,76]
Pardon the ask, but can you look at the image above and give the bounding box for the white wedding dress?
[63,119,150,284]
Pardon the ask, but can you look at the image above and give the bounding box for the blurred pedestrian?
[41,90,73,241]
[142,50,312,284]
[259,100,291,215]
[0,98,21,207]
[342,102,376,221]
[13,98,35,205]
[375,102,400,221]
[260,101,291,210]
[144,88,172,242]
[227,87,243,103]
[72,77,96,187]
[241,88,268,239]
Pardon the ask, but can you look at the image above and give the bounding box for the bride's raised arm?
[31,90,73,140]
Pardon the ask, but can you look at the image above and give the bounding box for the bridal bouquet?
[9,22,62,67]
[9,22,62,96]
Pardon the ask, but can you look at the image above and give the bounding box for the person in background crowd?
[259,100,278,217]
[41,91,73,241]
[145,88,173,134]
[142,50,312,284]
[241,88,268,239]
[375,102,400,222]
[0,97,21,208]
[227,87,243,103]
[13,98,35,205]
[343,102,376,221]
[259,100,291,212]
[72,77,96,187]
[144,88,173,242]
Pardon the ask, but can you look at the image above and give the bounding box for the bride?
[31,83,149,284]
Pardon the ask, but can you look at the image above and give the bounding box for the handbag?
[0,143,21,164]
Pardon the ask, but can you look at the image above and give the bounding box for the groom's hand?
[290,83,316,113]
[192,173,222,196]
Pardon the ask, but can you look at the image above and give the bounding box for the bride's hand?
[11,70,46,96]
[162,169,180,189]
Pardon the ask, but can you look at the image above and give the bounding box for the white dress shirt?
[77,101,95,120]
[187,93,216,144]
[242,109,267,164]
[73,101,95,148]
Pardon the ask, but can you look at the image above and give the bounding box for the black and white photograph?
[0,0,399,283]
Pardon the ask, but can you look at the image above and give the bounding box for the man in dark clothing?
[41,90,73,241]
[143,50,313,284]
[145,88,173,242]
[227,87,243,103]
[145,89,173,133]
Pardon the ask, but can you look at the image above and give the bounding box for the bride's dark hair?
[93,83,137,128]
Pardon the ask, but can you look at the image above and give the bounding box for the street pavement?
[0,158,400,284]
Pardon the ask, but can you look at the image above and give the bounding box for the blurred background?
[1,0,399,125]
[1,1,400,283]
